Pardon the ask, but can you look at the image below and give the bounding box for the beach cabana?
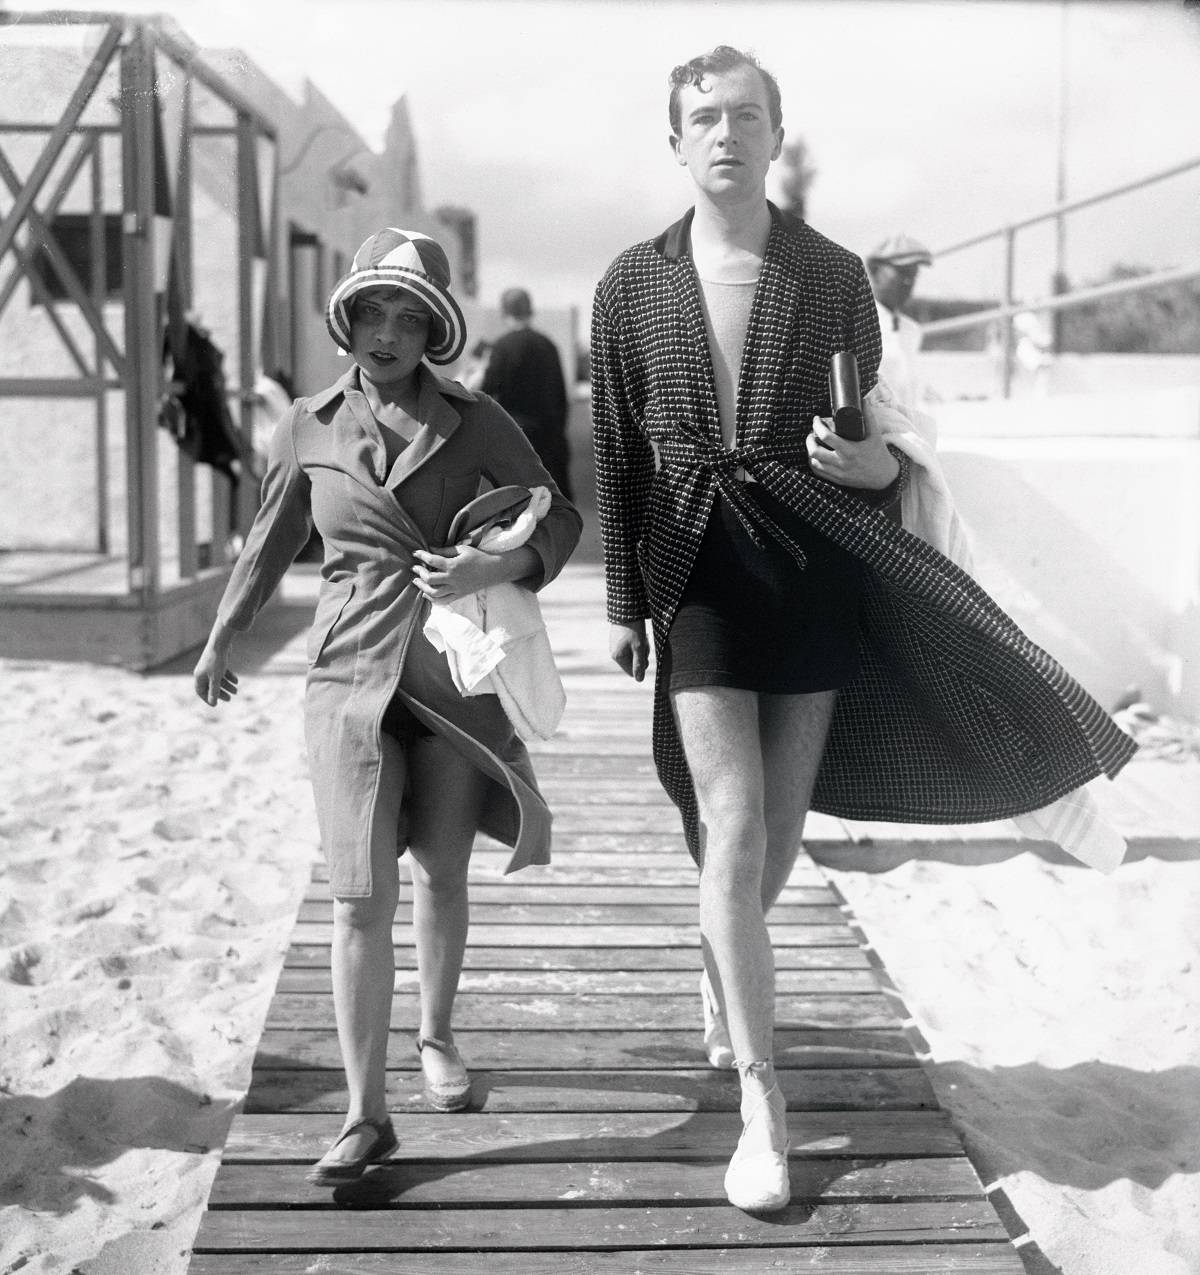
[0,11,279,668]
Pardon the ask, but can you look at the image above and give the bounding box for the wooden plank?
[286,923,860,948]
[309,855,830,886]
[300,883,837,906]
[192,1200,1009,1250]
[206,1154,981,1207]
[293,901,847,925]
[243,1066,936,1114]
[274,967,884,995]
[263,992,902,1031]
[189,1246,1024,1274]
[222,1110,967,1160]
[251,1027,922,1071]
[282,944,873,971]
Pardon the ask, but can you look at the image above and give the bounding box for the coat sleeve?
[216,403,313,631]
[590,281,655,625]
[478,397,582,589]
[845,258,883,399]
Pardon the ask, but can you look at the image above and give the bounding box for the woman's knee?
[332,882,399,933]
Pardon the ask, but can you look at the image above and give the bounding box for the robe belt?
[657,422,808,570]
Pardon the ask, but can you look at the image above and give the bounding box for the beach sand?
[0,649,318,1274]
[2,614,1198,1272]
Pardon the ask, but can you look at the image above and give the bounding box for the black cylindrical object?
[829,350,866,441]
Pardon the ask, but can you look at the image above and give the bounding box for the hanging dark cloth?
[159,322,250,480]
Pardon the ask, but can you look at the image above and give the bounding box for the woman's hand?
[610,620,650,682]
[806,415,900,490]
[412,544,539,602]
[193,629,239,707]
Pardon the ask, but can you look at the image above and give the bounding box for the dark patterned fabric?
[591,203,1136,861]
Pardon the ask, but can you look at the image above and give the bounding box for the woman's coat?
[591,204,1136,862]
[216,363,582,897]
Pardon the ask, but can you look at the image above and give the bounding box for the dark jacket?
[591,204,1134,859]
[482,327,568,434]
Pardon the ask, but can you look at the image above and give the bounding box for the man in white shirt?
[866,233,932,409]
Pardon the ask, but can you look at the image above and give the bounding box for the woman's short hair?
[668,45,783,136]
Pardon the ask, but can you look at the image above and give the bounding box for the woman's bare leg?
[405,735,488,1086]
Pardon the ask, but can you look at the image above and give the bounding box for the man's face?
[871,261,922,311]
[670,64,783,202]
[348,287,432,388]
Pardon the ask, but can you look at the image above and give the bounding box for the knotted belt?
[657,420,808,569]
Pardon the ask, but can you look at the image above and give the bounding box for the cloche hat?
[326,227,467,365]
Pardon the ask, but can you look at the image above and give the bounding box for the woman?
[194,228,581,1184]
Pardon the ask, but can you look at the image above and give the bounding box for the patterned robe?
[591,203,1135,860]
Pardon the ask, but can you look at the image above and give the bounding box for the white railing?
[921,154,1200,396]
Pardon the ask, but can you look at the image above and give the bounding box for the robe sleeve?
[479,399,582,590]
[216,403,313,631]
[590,281,656,625]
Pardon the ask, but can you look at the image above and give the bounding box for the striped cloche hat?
[326,228,467,365]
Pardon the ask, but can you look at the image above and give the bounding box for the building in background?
[0,11,475,667]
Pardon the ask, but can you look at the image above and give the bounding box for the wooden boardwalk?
[188,562,1023,1273]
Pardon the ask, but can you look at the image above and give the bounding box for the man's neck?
[690,193,772,258]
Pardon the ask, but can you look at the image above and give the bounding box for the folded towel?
[423,486,566,741]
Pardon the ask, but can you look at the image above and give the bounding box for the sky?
[5,0,1200,313]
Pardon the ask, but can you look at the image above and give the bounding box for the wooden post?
[89,131,110,557]
[235,111,258,541]
[119,23,161,601]
[175,66,198,579]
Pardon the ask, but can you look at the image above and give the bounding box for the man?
[481,287,573,500]
[591,45,1135,1217]
[866,232,933,408]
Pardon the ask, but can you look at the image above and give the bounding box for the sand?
[0,654,318,1274]
[2,631,1198,1273]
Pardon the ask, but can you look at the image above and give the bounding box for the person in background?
[865,233,933,409]
[193,227,580,1187]
[482,287,574,501]
[461,339,493,391]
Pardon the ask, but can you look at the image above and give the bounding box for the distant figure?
[866,233,933,409]
[482,287,574,501]
[460,339,493,391]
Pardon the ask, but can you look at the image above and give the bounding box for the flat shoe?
[306,1116,398,1185]
[417,1035,472,1112]
[725,1061,790,1213]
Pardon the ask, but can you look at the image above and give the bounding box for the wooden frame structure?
[0,12,278,668]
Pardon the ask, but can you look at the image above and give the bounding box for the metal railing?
[920,154,1200,396]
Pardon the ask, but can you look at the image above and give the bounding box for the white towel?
[423,486,566,741]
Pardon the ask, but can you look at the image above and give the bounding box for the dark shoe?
[417,1035,472,1112]
[306,1116,398,1185]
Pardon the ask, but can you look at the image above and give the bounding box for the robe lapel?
[664,249,722,442]
[385,363,462,490]
[738,216,816,446]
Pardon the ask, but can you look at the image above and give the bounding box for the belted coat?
[591,204,1135,859]
[216,363,582,896]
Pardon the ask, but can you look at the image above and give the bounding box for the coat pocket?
[307,580,356,666]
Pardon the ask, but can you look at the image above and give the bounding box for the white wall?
[932,384,1200,719]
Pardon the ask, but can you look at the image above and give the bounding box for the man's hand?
[610,620,650,682]
[806,414,900,490]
